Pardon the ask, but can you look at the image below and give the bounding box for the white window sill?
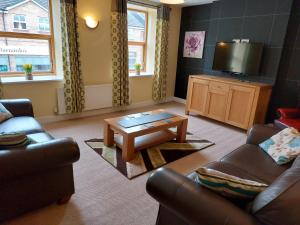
[1,76,64,84]
[129,72,153,78]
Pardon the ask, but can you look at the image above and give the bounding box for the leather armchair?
[275,108,300,130]
[0,99,80,222]
[147,125,300,225]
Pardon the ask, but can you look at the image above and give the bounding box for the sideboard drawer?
[209,81,229,93]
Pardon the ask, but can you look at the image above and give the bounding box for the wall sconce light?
[85,16,99,29]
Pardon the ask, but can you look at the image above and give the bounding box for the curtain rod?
[128,0,159,9]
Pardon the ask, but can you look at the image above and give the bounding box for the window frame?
[127,8,148,73]
[38,17,50,32]
[0,0,56,77]
[13,14,27,30]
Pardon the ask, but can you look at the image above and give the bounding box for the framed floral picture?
[183,31,206,58]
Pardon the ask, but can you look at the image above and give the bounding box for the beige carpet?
[4,102,246,225]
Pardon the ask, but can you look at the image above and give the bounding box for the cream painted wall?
[2,0,182,118]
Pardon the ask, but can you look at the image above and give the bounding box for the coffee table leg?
[176,119,188,143]
[122,135,135,161]
[104,123,114,146]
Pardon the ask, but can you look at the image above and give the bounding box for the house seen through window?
[127,8,147,71]
[0,0,55,76]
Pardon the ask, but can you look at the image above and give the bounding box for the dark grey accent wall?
[174,0,293,99]
[268,0,300,121]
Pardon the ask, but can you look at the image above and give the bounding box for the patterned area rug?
[85,132,214,179]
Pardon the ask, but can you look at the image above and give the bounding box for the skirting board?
[37,97,186,124]
[172,97,186,104]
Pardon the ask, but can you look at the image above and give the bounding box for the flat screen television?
[212,42,264,75]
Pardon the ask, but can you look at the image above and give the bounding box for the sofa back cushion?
[252,157,300,225]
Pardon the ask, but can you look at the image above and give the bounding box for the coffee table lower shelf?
[114,129,177,152]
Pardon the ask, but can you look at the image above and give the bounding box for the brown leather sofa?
[0,99,80,222]
[146,125,300,225]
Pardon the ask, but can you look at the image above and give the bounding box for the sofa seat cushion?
[221,144,291,184]
[0,117,44,135]
[27,132,53,143]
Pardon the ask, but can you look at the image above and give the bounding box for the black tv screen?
[212,42,264,75]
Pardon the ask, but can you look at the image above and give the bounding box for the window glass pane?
[20,16,25,22]
[128,45,144,70]
[21,23,27,29]
[13,22,19,29]
[0,1,51,34]
[39,17,50,31]
[0,37,51,73]
[128,10,146,42]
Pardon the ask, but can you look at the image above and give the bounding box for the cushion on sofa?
[252,159,300,225]
[204,161,267,183]
[0,117,44,135]
[221,144,291,184]
[0,133,31,149]
[0,103,13,123]
[259,127,300,165]
[195,167,268,199]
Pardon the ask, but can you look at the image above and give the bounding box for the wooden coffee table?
[104,109,188,161]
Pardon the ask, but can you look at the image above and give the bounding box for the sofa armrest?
[0,138,80,182]
[146,168,260,225]
[0,99,34,117]
[278,108,300,119]
[246,125,281,145]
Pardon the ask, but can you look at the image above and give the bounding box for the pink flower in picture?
[183,31,205,58]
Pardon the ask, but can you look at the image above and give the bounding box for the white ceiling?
[150,0,215,6]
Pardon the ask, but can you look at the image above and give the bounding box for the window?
[13,15,27,30]
[0,0,55,76]
[127,8,148,71]
[38,17,50,32]
[0,56,9,72]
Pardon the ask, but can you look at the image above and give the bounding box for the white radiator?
[57,84,113,114]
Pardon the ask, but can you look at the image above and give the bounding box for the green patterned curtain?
[60,0,85,113]
[152,5,170,102]
[111,0,130,107]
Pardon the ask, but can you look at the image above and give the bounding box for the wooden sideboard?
[185,75,273,130]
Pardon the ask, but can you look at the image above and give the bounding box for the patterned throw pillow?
[0,133,31,149]
[0,103,13,123]
[195,167,268,199]
[259,127,300,165]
